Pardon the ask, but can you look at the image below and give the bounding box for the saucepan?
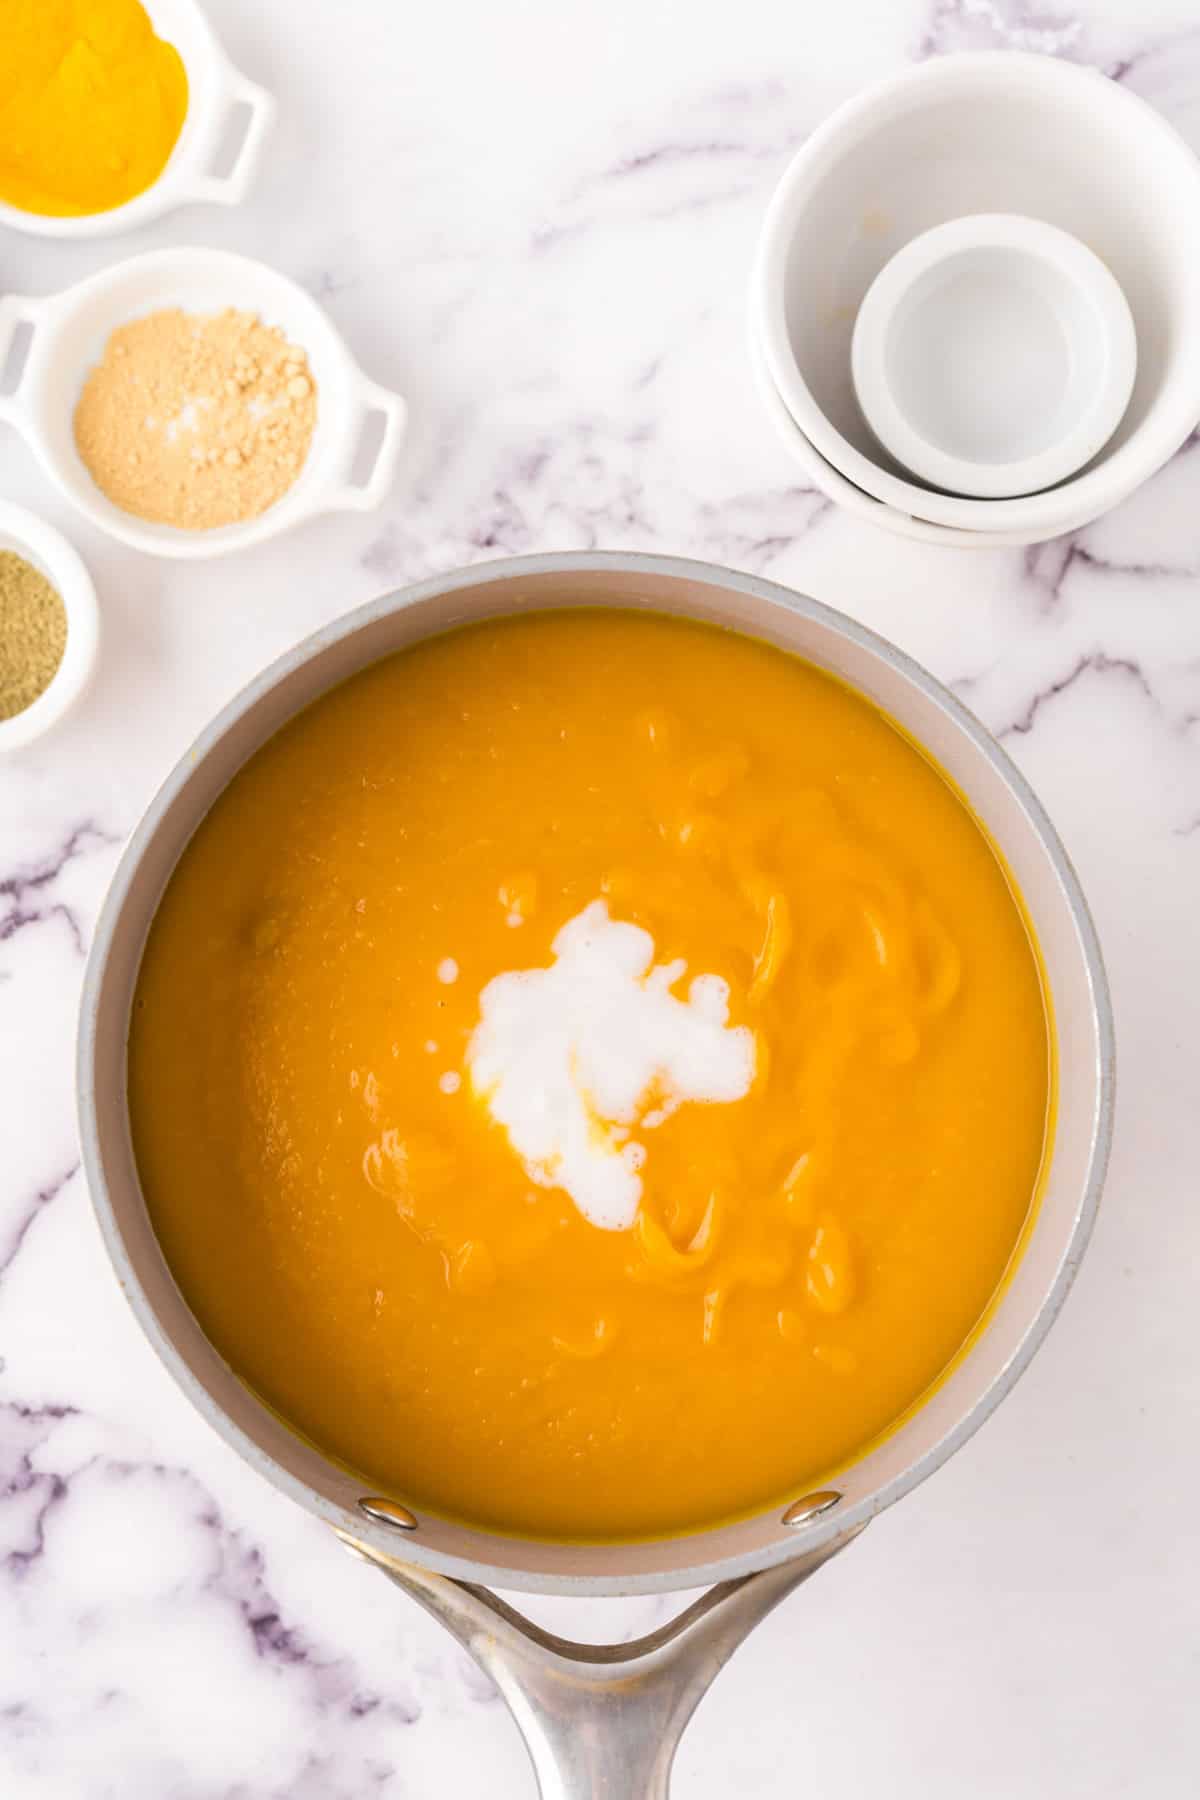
[78,552,1114,1797]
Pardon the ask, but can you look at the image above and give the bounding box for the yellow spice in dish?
[128,611,1050,1541]
[0,1,187,218]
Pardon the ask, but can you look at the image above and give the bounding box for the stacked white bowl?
[751,53,1200,548]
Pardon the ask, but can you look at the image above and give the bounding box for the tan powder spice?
[0,551,67,720]
[73,308,318,531]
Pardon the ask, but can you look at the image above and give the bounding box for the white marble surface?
[2,0,1200,1794]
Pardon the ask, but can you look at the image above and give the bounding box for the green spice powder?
[0,550,67,720]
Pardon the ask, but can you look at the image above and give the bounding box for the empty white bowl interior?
[762,56,1200,526]
[888,247,1099,463]
[23,255,362,551]
[852,216,1136,498]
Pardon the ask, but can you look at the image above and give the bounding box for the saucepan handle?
[338,1524,863,1798]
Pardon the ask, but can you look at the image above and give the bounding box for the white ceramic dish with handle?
[0,0,275,240]
[0,503,99,753]
[753,51,1200,538]
[0,248,407,560]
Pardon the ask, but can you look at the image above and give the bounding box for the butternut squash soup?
[128,610,1050,1539]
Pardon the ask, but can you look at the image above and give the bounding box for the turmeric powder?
[0,1,188,218]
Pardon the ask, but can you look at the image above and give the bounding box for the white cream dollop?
[465,899,755,1230]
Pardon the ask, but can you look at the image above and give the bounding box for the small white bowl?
[0,503,99,752]
[851,214,1137,500]
[0,247,407,560]
[748,326,1088,548]
[752,51,1200,538]
[0,0,275,240]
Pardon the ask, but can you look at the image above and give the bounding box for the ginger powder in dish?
[129,611,1051,1541]
[74,309,317,531]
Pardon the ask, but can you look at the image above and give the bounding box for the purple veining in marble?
[0,827,116,959]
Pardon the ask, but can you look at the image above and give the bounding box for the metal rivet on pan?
[359,1496,419,1531]
[781,1490,842,1527]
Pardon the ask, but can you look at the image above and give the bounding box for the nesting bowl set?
[752,52,1200,546]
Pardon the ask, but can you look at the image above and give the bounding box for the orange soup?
[129,610,1050,1539]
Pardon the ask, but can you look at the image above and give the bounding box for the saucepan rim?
[77,550,1114,1594]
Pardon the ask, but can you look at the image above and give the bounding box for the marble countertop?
[3,0,1199,1794]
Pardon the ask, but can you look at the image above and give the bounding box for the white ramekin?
[0,0,275,240]
[0,248,407,561]
[851,214,1137,501]
[0,503,99,753]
